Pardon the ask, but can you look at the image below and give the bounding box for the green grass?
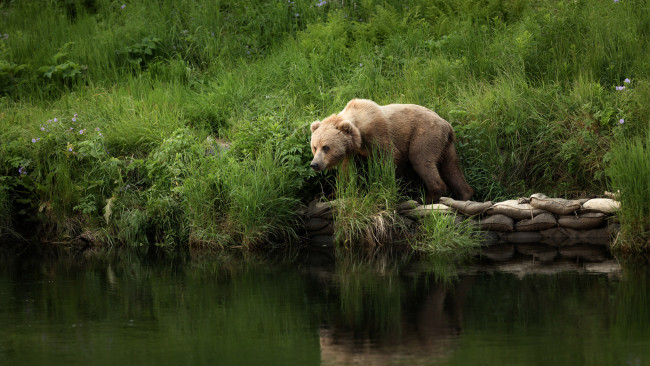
[607,128,650,252]
[0,0,649,251]
[332,148,405,247]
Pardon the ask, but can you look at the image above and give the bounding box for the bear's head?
[309,114,362,172]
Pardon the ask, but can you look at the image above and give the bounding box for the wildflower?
[316,0,327,7]
[616,86,625,91]
[99,133,104,137]
[95,127,100,131]
[68,147,73,152]
[211,32,215,37]
[79,129,84,134]
[624,78,631,84]
[619,118,625,124]
[72,117,76,122]
[121,4,126,9]
[53,117,58,122]
[614,0,619,2]
[69,127,74,131]
[31,138,36,143]
[19,167,26,175]
[295,13,300,17]
[41,127,45,131]
[47,119,52,124]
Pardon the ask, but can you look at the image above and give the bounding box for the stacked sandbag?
[304,194,621,251]
[420,194,620,246]
[304,199,336,247]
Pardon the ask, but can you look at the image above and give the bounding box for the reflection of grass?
[608,130,650,252]
[334,251,404,336]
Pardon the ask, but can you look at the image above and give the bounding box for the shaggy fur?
[310,99,473,203]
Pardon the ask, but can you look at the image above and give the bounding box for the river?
[0,244,648,365]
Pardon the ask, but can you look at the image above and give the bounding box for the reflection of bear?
[310,99,473,203]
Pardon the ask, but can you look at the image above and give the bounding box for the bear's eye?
[322,145,330,153]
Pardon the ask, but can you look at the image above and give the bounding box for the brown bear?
[310,99,473,203]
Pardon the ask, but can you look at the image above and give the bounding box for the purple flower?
[316,0,327,7]
[47,119,52,124]
[53,117,58,122]
[211,32,215,37]
[121,4,126,9]
[619,118,625,124]
[99,133,104,137]
[79,129,84,134]
[624,78,631,84]
[40,127,45,131]
[19,167,26,175]
[72,117,76,122]
[68,147,73,152]
[614,0,619,2]
[616,86,625,91]
[31,138,36,143]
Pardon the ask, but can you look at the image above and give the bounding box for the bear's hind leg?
[439,143,473,201]
[410,157,447,204]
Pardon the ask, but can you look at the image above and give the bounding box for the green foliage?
[118,36,162,68]
[333,148,406,247]
[184,146,302,248]
[411,211,481,259]
[607,129,650,252]
[0,0,649,251]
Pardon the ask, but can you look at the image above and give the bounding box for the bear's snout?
[310,162,321,171]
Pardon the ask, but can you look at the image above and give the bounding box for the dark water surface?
[0,246,649,366]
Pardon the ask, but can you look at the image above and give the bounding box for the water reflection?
[0,244,649,366]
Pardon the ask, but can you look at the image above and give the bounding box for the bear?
[309,98,473,203]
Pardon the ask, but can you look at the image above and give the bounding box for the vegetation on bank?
[0,0,648,250]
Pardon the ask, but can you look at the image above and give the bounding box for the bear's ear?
[310,121,321,132]
[336,120,355,134]
[336,120,362,150]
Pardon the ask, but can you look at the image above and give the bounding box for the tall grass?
[332,148,405,247]
[607,129,650,252]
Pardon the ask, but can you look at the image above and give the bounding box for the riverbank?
[1,0,648,251]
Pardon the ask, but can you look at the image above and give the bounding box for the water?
[0,246,649,366]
